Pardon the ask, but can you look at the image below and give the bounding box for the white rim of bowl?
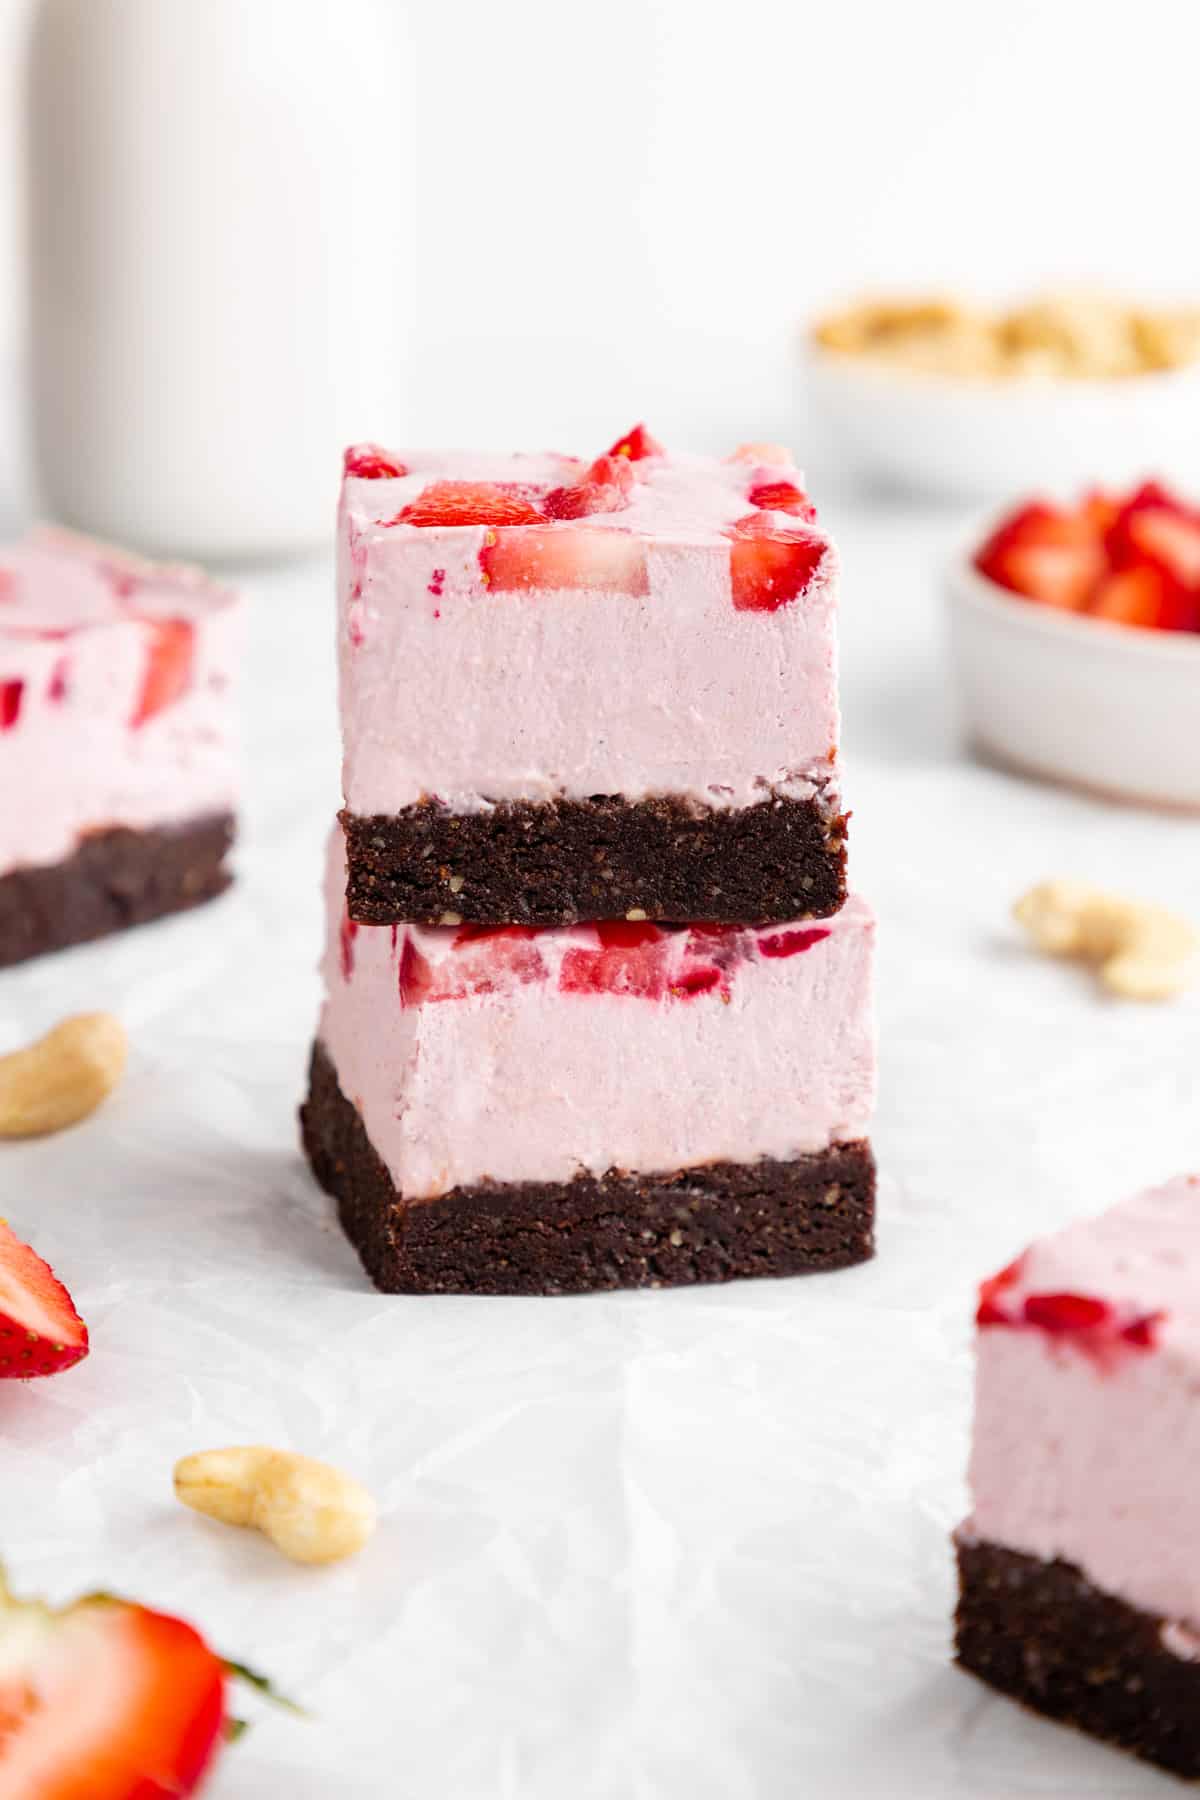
[947,533,1200,664]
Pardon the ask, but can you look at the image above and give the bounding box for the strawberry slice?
[131,620,194,728]
[0,1574,227,1798]
[560,924,668,998]
[974,503,1105,612]
[0,1219,88,1380]
[1089,566,1181,630]
[728,515,828,612]
[0,680,23,731]
[606,424,664,462]
[480,526,648,595]
[343,443,407,479]
[746,480,817,522]
[542,454,634,520]
[396,482,545,529]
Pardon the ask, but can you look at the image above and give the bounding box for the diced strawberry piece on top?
[747,480,818,522]
[344,443,408,479]
[542,454,635,520]
[131,619,194,727]
[1089,565,1184,631]
[397,482,546,529]
[606,423,664,462]
[728,515,828,612]
[480,526,648,595]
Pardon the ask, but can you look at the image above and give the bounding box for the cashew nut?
[174,1447,376,1565]
[0,1013,127,1138]
[1014,880,1200,1001]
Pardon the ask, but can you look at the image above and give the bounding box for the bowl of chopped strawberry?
[947,481,1200,810]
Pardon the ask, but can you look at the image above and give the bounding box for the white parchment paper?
[2,506,1196,1799]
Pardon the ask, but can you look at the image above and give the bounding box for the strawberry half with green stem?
[0,1219,87,1379]
[0,1571,296,1799]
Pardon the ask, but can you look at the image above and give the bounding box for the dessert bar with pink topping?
[337,425,845,927]
[302,828,876,1295]
[955,1175,1200,1778]
[0,528,240,964]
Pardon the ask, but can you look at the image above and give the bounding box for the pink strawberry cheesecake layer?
[302,826,877,1296]
[337,426,848,926]
[0,528,240,964]
[955,1174,1200,1778]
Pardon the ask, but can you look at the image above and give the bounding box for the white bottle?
[27,0,411,559]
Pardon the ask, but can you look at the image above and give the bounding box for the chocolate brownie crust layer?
[0,814,234,968]
[300,1040,875,1296]
[955,1536,1200,1778]
[341,791,848,927]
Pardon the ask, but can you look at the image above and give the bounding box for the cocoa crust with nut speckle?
[340,790,848,927]
[300,1040,875,1297]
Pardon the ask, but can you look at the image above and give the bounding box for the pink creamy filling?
[965,1175,1200,1633]
[0,528,240,873]
[337,428,841,816]
[317,828,876,1200]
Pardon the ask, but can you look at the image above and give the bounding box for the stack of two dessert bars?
[302,427,877,1295]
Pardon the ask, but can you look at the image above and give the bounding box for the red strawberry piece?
[1022,1292,1111,1334]
[1121,1311,1165,1349]
[1089,566,1179,630]
[975,1255,1026,1327]
[746,480,817,522]
[130,619,194,727]
[974,502,1106,612]
[398,935,433,1007]
[757,927,830,959]
[0,679,23,731]
[420,928,546,1003]
[668,965,723,999]
[396,482,546,529]
[343,443,407,479]
[560,923,668,998]
[480,526,648,596]
[0,1575,228,1798]
[454,924,541,944]
[728,515,828,612]
[542,454,635,520]
[606,424,664,462]
[339,910,359,981]
[48,658,70,704]
[0,1218,88,1379]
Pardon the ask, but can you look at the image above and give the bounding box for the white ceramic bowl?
[807,346,1200,504]
[946,542,1200,811]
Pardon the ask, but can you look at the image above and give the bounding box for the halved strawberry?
[130,620,194,728]
[746,480,817,522]
[0,1219,88,1379]
[396,483,546,529]
[542,454,634,520]
[0,680,23,731]
[0,1574,227,1798]
[974,503,1105,612]
[479,526,648,595]
[343,443,407,480]
[606,424,664,462]
[728,515,828,612]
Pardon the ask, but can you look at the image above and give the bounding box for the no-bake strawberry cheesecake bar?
[0,528,239,964]
[955,1175,1200,1777]
[338,426,846,927]
[302,828,876,1295]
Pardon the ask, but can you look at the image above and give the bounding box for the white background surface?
[2,1,1200,1793]
[1,502,1198,1798]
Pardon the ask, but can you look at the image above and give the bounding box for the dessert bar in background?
[303,829,876,1296]
[337,428,846,927]
[955,1174,1200,1778]
[0,528,240,965]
